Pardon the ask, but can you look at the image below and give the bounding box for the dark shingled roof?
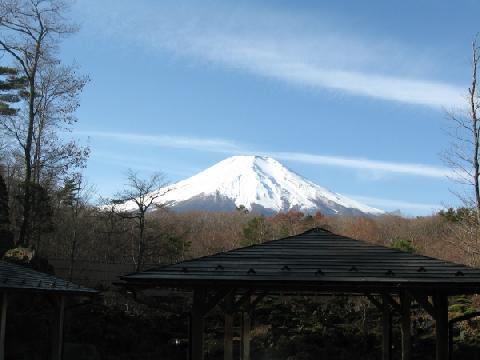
[121,228,480,295]
[0,260,96,294]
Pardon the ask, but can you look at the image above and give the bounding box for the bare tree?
[94,196,128,262]
[443,36,480,264]
[115,170,169,271]
[444,38,480,218]
[32,63,89,185]
[0,0,79,245]
[59,172,94,280]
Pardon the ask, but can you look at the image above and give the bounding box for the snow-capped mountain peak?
[121,155,383,216]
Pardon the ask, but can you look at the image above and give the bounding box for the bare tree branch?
[112,169,169,271]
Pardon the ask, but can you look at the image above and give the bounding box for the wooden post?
[400,292,411,360]
[448,323,453,360]
[190,289,206,360]
[51,295,65,360]
[223,291,234,360]
[188,313,192,360]
[434,294,449,360]
[0,293,8,360]
[240,311,251,360]
[382,294,392,360]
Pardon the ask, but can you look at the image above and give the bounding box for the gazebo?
[0,260,97,360]
[120,228,480,360]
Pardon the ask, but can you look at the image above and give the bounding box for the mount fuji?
[120,156,384,216]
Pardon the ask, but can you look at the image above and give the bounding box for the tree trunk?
[136,213,145,272]
[68,229,77,281]
[18,77,36,246]
[33,116,45,185]
[470,44,480,222]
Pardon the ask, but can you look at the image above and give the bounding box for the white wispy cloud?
[78,130,241,153]
[267,152,453,178]
[78,0,465,108]
[346,194,443,213]
[78,130,454,179]
[93,151,198,177]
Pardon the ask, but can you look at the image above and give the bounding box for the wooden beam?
[51,295,65,360]
[448,322,453,360]
[240,311,251,360]
[366,293,392,360]
[234,290,252,311]
[251,291,268,308]
[433,294,449,360]
[410,292,435,318]
[203,289,231,315]
[382,294,392,360]
[224,291,234,360]
[366,294,383,311]
[188,314,192,360]
[0,293,8,360]
[400,292,412,360]
[386,295,401,314]
[191,289,207,360]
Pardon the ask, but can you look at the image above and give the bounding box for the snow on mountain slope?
[119,156,384,216]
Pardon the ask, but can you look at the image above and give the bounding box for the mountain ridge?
[120,155,383,216]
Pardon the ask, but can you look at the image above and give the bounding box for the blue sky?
[61,0,480,215]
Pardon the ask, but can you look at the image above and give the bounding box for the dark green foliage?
[0,66,27,116]
[159,229,191,264]
[438,207,476,223]
[390,238,415,253]
[242,215,269,246]
[449,296,477,315]
[58,176,81,207]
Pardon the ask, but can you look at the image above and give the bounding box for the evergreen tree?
[0,66,26,116]
[242,216,270,246]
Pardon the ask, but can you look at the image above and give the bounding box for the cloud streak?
[79,0,465,108]
[346,194,443,213]
[267,151,452,178]
[79,130,454,179]
[79,131,241,153]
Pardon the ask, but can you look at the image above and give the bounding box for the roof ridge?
[0,260,96,294]
[136,227,342,272]
[132,227,480,273]
[121,228,480,291]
